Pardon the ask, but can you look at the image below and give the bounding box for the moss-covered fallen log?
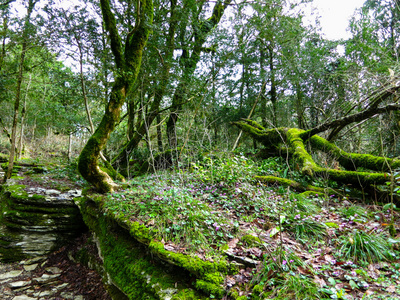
[255,175,326,192]
[234,120,396,190]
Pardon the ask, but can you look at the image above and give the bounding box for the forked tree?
[78,0,153,193]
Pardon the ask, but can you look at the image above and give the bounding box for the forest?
[1,0,400,299]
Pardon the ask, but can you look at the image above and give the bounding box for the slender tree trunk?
[166,0,231,148]
[267,45,277,126]
[68,133,72,162]
[17,74,31,160]
[5,0,36,182]
[79,46,95,134]
[0,13,8,70]
[156,114,163,152]
[295,83,304,129]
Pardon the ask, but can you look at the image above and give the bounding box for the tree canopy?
[0,0,399,195]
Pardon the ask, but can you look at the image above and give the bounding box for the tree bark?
[78,0,153,193]
[112,0,177,174]
[233,119,400,191]
[166,0,231,149]
[4,0,36,182]
[301,82,400,140]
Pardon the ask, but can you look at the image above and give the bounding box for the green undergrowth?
[78,152,400,299]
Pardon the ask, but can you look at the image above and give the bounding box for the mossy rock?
[78,195,232,299]
[240,234,261,247]
[0,184,86,262]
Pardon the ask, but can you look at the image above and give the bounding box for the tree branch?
[100,0,125,69]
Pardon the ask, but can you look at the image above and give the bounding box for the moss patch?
[78,195,233,299]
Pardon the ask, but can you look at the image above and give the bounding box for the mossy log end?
[234,120,396,189]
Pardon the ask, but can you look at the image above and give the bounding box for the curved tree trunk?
[233,119,400,191]
[78,0,153,193]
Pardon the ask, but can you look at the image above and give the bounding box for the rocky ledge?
[0,233,111,300]
[0,181,86,262]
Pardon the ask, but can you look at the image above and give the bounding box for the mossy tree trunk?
[111,0,178,175]
[234,118,400,192]
[166,0,232,149]
[78,0,153,193]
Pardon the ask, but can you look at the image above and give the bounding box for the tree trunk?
[68,132,72,162]
[78,0,153,193]
[5,0,36,182]
[17,74,30,160]
[234,119,400,191]
[166,0,231,148]
[156,113,163,152]
[112,0,177,174]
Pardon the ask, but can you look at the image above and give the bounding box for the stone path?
[0,255,85,300]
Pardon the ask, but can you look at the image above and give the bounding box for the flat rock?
[32,273,61,284]
[23,264,38,272]
[33,289,57,297]
[9,280,31,288]
[44,266,62,274]
[67,189,82,197]
[20,256,47,265]
[0,270,23,280]
[60,292,84,300]
[45,189,61,195]
[12,296,37,300]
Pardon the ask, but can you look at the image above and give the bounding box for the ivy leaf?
[328,277,336,286]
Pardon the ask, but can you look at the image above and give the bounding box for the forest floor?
[2,154,400,299]
[99,153,400,300]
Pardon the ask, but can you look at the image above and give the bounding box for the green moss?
[287,128,319,176]
[79,196,214,299]
[100,160,125,182]
[241,234,261,247]
[253,284,263,294]
[255,175,326,194]
[299,191,320,198]
[194,279,224,298]
[318,168,388,186]
[310,135,400,172]
[256,175,304,191]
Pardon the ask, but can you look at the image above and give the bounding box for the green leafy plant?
[340,205,369,222]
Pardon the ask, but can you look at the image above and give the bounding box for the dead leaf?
[225,276,236,287]
[249,247,262,257]
[297,266,312,275]
[228,238,239,249]
[386,286,396,293]
[313,276,327,288]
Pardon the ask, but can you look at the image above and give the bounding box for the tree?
[78,0,153,193]
[165,0,232,148]
[111,0,178,175]
[4,0,38,181]
[233,77,400,198]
